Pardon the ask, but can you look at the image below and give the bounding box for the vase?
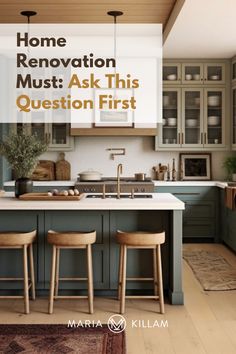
[15,178,33,198]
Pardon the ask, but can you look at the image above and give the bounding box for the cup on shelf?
[214,139,219,144]
[162,118,167,126]
[185,74,192,80]
[208,96,220,106]
[193,74,200,81]
[167,117,177,126]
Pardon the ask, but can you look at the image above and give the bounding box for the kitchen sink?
[227,182,236,187]
[86,194,153,199]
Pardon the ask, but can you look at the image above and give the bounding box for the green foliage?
[223,156,236,179]
[0,129,47,178]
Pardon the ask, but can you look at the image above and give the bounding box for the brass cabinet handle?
[182,133,184,145]
[201,132,203,144]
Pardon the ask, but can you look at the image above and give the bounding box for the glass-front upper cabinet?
[182,64,203,84]
[232,57,236,86]
[204,63,225,84]
[204,88,225,147]
[163,63,181,84]
[233,87,236,146]
[160,88,181,147]
[182,89,203,147]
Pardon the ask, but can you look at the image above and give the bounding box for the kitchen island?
[0,192,184,305]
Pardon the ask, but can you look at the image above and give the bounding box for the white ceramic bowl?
[167,117,177,126]
[166,74,177,81]
[208,96,220,106]
[193,74,200,81]
[209,75,220,80]
[186,119,198,127]
[162,118,167,126]
[208,116,220,126]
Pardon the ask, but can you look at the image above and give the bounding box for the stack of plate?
[186,119,198,127]
[208,116,220,126]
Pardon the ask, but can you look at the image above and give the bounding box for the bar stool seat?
[116,230,165,314]
[0,230,37,314]
[47,230,96,314]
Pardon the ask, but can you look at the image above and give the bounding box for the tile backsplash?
[42,136,231,180]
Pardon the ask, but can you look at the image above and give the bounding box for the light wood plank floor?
[0,244,235,354]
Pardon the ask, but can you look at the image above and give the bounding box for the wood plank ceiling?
[0,0,176,28]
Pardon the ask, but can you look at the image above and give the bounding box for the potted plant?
[223,155,236,181]
[0,129,47,197]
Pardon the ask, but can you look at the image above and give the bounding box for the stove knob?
[141,188,145,192]
[135,188,139,192]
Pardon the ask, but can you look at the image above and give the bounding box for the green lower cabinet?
[220,190,236,251]
[44,211,110,290]
[0,211,44,291]
[155,186,219,241]
[109,210,170,291]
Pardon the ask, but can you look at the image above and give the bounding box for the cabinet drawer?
[183,218,216,238]
[155,186,218,200]
[184,200,215,218]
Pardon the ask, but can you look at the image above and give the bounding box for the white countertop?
[4,180,76,187]
[4,180,229,189]
[153,181,228,189]
[0,192,185,211]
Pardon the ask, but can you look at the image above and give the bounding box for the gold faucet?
[117,163,123,199]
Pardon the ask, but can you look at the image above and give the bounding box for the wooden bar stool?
[47,230,96,314]
[0,230,36,314]
[116,230,165,314]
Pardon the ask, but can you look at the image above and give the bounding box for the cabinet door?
[204,63,225,84]
[204,88,225,147]
[182,88,204,147]
[159,88,181,148]
[44,211,110,290]
[182,63,203,85]
[48,124,74,151]
[232,86,236,148]
[163,63,181,84]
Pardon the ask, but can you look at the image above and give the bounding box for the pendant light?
[107,11,123,61]
[20,11,37,56]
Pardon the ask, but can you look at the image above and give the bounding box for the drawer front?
[155,186,218,200]
[184,200,216,218]
[183,218,216,238]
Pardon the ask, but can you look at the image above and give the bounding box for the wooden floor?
[0,244,236,354]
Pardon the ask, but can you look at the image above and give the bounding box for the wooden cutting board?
[32,160,55,181]
[19,193,84,201]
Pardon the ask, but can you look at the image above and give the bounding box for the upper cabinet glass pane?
[232,62,236,82]
[162,90,179,145]
[206,91,222,144]
[163,64,180,83]
[183,64,202,83]
[205,64,224,83]
[183,90,201,145]
[233,88,236,145]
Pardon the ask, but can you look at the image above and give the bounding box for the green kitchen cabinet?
[109,210,170,291]
[44,211,110,290]
[155,186,219,241]
[0,211,44,292]
[220,189,236,252]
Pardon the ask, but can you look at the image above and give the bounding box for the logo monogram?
[107,314,126,333]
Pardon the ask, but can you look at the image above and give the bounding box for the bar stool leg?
[87,244,94,314]
[29,244,36,300]
[153,248,158,299]
[55,248,60,298]
[23,245,30,314]
[118,245,124,300]
[156,245,165,314]
[120,245,127,315]
[49,245,57,314]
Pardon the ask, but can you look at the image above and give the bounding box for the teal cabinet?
[44,211,110,290]
[220,189,236,251]
[156,186,219,241]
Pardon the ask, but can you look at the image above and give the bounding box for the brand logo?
[107,314,127,334]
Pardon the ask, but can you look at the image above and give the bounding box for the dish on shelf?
[194,97,200,106]
[163,95,170,107]
[209,75,220,80]
[186,119,198,127]
[208,96,220,106]
[166,74,177,81]
[208,116,220,126]
[167,117,177,126]
[162,118,167,126]
[185,74,192,80]
[193,74,200,81]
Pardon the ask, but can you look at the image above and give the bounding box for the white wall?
[42,136,231,181]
